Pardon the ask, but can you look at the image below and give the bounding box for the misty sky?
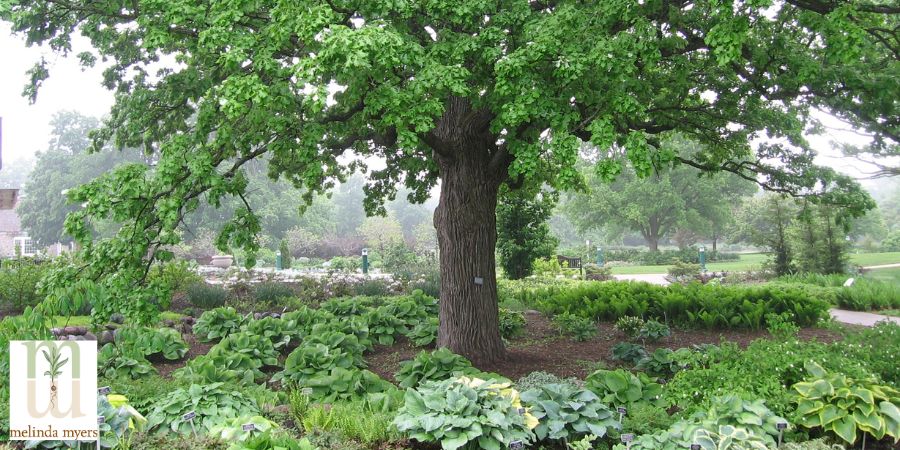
[0,23,892,191]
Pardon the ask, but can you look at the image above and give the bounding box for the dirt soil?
[365,311,844,382]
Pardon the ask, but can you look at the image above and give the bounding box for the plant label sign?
[182,411,196,421]
[690,445,701,450]
[517,407,525,415]
[242,423,256,432]
[617,406,627,415]
[509,440,524,450]
[777,422,788,431]
[301,387,313,396]
[621,433,634,442]
[473,277,484,285]
[96,416,105,425]
[98,386,111,395]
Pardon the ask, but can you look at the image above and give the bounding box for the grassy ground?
[610,252,900,275]
[863,266,900,286]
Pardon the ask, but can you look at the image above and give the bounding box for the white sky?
[0,22,893,191]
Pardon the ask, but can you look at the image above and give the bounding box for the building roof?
[0,191,21,233]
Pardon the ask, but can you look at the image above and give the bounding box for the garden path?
[829,309,900,327]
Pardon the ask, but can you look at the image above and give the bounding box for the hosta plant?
[281,305,336,333]
[241,316,302,350]
[635,348,682,378]
[173,356,260,386]
[208,415,277,442]
[792,361,900,445]
[299,367,394,402]
[301,329,366,366]
[615,424,770,450]
[610,342,648,365]
[145,383,260,436]
[194,307,247,342]
[585,369,663,407]
[98,344,155,380]
[274,343,357,385]
[406,316,438,346]
[552,312,597,341]
[499,308,526,339]
[638,320,671,343]
[395,348,480,389]
[689,395,787,446]
[520,383,619,442]
[363,307,406,346]
[206,332,280,368]
[319,296,376,317]
[117,326,188,360]
[394,376,538,450]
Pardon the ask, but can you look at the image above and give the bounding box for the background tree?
[7,0,889,362]
[0,156,34,189]
[731,194,799,275]
[496,189,558,279]
[17,111,144,246]
[789,203,850,274]
[565,139,756,252]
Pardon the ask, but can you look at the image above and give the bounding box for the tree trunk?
[646,235,659,252]
[433,144,505,366]
[712,234,718,253]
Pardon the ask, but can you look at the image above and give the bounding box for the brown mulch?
[366,311,845,382]
[154,332,215,378]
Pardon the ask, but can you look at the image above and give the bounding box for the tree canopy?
[565,139,757,251]
[4,0,893,361]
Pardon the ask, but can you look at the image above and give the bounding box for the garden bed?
[365,311,844,381]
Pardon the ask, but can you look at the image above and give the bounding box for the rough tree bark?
[429,98,507,365]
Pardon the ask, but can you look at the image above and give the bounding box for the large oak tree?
[3,0,894,363]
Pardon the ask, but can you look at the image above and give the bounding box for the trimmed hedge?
[505,281,830,330]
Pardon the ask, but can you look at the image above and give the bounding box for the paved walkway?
[830,309,900,327]
[612,274,669,285]
[862,263,900,270]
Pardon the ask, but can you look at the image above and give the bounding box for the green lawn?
[611,252,900,275]
[863,266,900,286]
[851,252,900,267]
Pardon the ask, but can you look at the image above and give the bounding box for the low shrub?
[520,280,829,330]
[552,312,597,341]
[583,263,613,281]
[0,257,49,311]
[298,399,402,445]
[499,308,526,338]
[775,273,900,310]
[514,371,582,392]
[839,320,900,385]
[614,316,645,338]
[185,282,228,309]
[252,282,295,305]
[664,339,873,417]
[610,342,648,365]
[638,319,670,342]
